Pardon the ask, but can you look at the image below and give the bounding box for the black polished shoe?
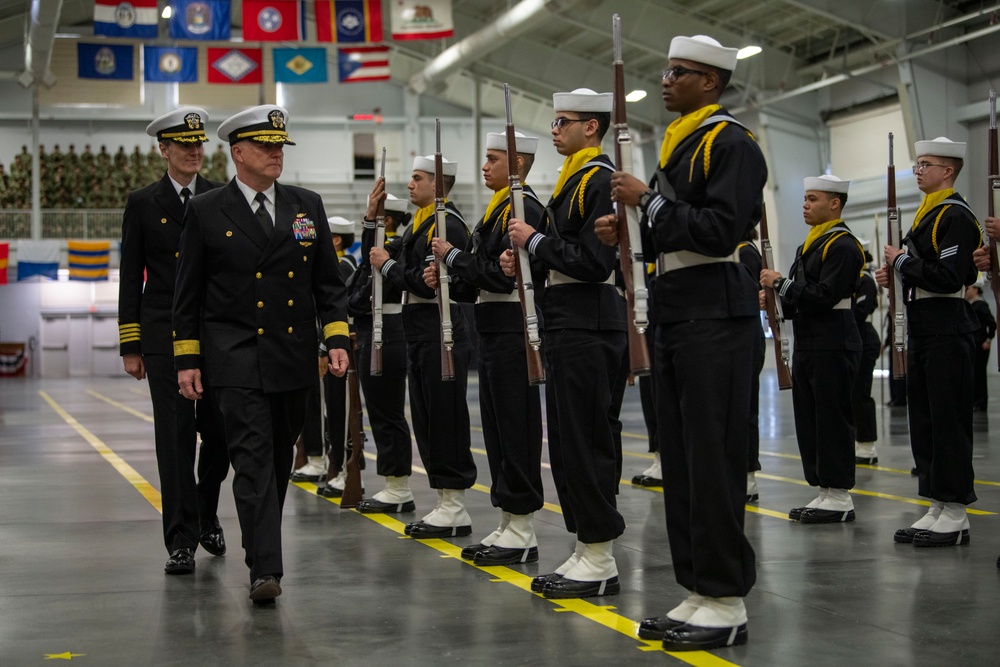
[893,527,921,544]
[855,456,879,465]
[542,576,620,599]
[473,545,539,566]
[745,493,759,503]
[403,520,423,536]
[249,575,282,605]
[199,529,226,556]
[662,622,748,651]
[799,508,855,524]
[356,498,416,514]
[910,467,919,476]
[316,484,344,498]
[637,615,685,640]
[788,506,808,521]
[531,572,562,593]
[290,470,327,482]
[461,542,488,560]
[408,522,472,539]
[631,474,663,487]
[912,528,970,547]
[164,548,195,575]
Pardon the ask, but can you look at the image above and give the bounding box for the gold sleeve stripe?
[119,335,141,344]
[323,321,350,339]
[173,340,200,356]
[118,324,140,331]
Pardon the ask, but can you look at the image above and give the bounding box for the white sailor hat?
[485,131,538,154]
[914,136,966,159]
[803,174,850,194]
[384,193,409,214]
[327,216,355,235]
[146,107,209,143]
[668,35,739,72]
[217,105,296,145]
[553,88,613,113]
[412,155,458,176]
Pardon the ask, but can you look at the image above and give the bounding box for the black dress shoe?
[408,522,472,539]
[893,527,921,544]
[403,520,423,536]
[249,575,282,605]
[531,572,562,593]
[746,493,759,503]
[290,470,326,482]
[631,474,663,487]
[788,506,808,521]
[637,615,685,640]
[542,576,620,599]
[912,528,970,547]
[461,542,488,560]
[473,545,539,566]
[164,548,195,575]
[662,622,748,651]
[316,484,343,498]
[799,508,855,524]
[910,467,918,476]
[855,456,878,465]
[199,529,226,556]
[356,498,416,514]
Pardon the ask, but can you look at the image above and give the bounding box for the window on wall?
[353,133,375,180]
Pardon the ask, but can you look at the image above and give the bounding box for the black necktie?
[254,192,273,235]
[180,187,192,209]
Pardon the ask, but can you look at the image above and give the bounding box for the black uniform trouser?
[638,320,659,453]
[852,347,879,443]
[407,338,476,489]
[749,332,765,473]
[145,354,228,553]
[973,340,989,409]
[300,376,323,457]
[215,386,307,583]
[658,318,756,598]
[545,328,627,544]
[477,331,544,515]
[791,349,859,490]
[357,315,412,477]
[907,333,977,504]
[323,371,348,471]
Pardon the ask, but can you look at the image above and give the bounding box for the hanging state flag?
[207,48,264,84]
[0,242,8,285]
[243,0,304,42]
[170,0,231,40]
[316,0,383,44]
[144,46,198,83]
[16,240,60,282]
[273,48,328,83]
[337,46,389,83]
[390,0,452,40]
[68,241,110,281]
[78,43,134,80]
[93,0,159,38]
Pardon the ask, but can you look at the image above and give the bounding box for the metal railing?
[0,210,124,240]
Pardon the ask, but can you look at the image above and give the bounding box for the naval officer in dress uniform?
[118,107,230,575]
[173,105,350,604]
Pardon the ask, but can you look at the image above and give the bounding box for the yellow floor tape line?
[86,389,155,424]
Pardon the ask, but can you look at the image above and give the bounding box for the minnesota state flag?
[68,240,110,281]
[273,48,328,83]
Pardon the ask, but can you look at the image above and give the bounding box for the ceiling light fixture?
[161,5,172,19]
[625,89,647,102]
[737,45,762,60]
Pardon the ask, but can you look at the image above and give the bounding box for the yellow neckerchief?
[552,147,602,199]
[336,249,345,258]
[412,200,446,237]
[912,188,954,231]
[802,219,844,255]
[659,104,721,168]
[484,186,510,223]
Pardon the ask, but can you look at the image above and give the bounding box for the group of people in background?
[114,28,1000,657]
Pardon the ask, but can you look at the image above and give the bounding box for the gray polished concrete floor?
[1,370,999,666]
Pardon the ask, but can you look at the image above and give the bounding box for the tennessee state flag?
[208,48,264,84]
[243,0,304,41]
[316,0,383,43]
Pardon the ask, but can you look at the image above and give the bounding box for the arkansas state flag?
[243,0,304,41]
[93,0,158,38]
[316,0,383,43]
[337,46,389,83]
[208,48,264,84]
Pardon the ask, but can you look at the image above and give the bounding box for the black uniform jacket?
[525,153,625,332]
[777,223,864,352]
[640,109,767,323]
[172,179,350,393]
[383,201,471,342]
[895,193,981,336]
[349,227,405,317]
[446,185,545,334]
[852,272,881,352]
[119,173,221,356]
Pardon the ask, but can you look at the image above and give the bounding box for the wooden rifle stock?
[886,132,907,379]
[503,83,545,386]
[759,205,792,389]
[988,91,1000,371]
[341,333,364,508]
[434,119,456,381]
[612,14,651,377]
[371,147,387,376]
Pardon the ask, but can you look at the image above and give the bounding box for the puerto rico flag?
[93,0,159,38]
[337,46,389,83]
[316,0,383,43]
[243,0,305,42]
[208,48,264,83]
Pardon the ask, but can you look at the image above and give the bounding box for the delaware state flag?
[337,46,389,83]
[316,0,383,43]
[93,0,158,38]
[169,0,231,40]
[243,0,304,42]
[273,48,328,83]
